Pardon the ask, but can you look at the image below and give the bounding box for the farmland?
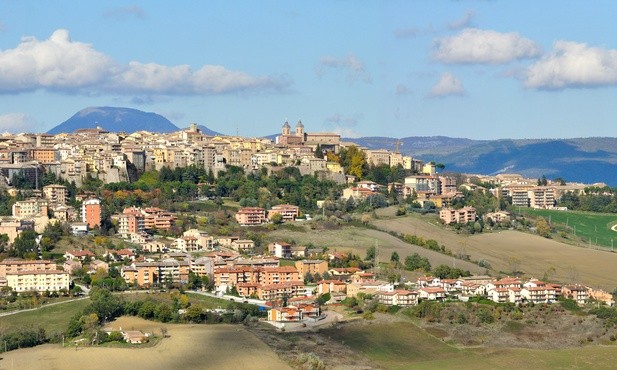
[0,316,290,370]
[321,317,617,369]
[0,298,91,337]
[518,208,617,249]
[371,213,617,289]
[265,224,485,275]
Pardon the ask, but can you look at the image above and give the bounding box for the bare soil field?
[372,214,617,289]
[0,316,290,370]
[267,225,485,274]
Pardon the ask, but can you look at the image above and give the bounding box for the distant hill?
[346,136,617,186]
[197,125,224,137]
[48,107,180,134]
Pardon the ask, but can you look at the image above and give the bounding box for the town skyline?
[2,2,617,139]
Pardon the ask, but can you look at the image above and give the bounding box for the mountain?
[48,107,180,134]
[346,136,617,186]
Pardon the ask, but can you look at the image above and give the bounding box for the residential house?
[230,239,255,253]
[64,250,95,262]
[377,290,419,307]
[316,280,347,295]
[268,242,292,259]
[562,285,589,305]
[418,287,446,301]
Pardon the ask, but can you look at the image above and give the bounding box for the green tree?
[10,230,38,258]
[536,217,552,238]
[365,245,376,261]
[390,251,400,265]
[404,253,431,272]
[270,212,283,224]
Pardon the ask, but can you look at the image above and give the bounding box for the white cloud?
[103,6,146,20]
[525,41,617,89]
[428,72,465,98]
[331,127,362,138]
[325,113,363,138]
[0,29,114,92]
[0,113,36,133]
[317,54,372,83]
[448,11,475,30]
[434,28,541,64]
[0,29,289,95]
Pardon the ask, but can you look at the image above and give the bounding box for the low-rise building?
[0,259,57,276]
[316,279,347,295]
[295,260,328,277]
[562,285,589,305]
[267,204,299,222]
[439,207,477,225]
[418,287,446,301]
[64,250,95,261]
[230,239,255,253]
[268,242,292,259]
[377,290,418,307]
[235,207,267,226]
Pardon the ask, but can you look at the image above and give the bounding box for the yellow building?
[6,270,70,293]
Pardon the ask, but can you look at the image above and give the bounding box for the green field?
[0,298,91,336]
[520,208,617,249]
[324,319,617,369]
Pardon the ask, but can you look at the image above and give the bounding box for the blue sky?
[1,1,617,139]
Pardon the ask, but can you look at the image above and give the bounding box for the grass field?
[323,318,617,369]
[0,316,290,370]
[372,213,617,289]
[0,298,91,336]
[519,208,617,249]
[266,224,485,275]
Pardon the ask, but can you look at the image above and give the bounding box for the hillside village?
[0,121,615,356]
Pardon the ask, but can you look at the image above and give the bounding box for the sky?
[1,1,617,140]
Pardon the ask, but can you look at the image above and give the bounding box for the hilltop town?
[0,120,616,367]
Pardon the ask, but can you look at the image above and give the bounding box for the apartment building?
[12,198,49,218]
[405,175,441,194]
[295,260,328,277]
[235,207,267,226]
[267,204,299,222]
[121,259,190,287]
[82,198,101,229]
[268,242,292,258]
[439,207,477,224]
[42,184,68,205]
[377,290,419,307]
[6,270,70,293]
[0,260,57,277]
